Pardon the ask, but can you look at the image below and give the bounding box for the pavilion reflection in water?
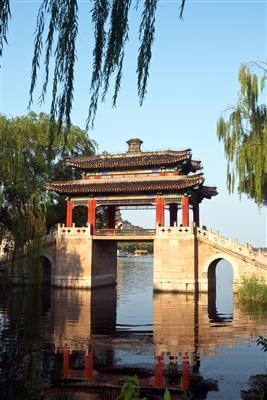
[48,286,266,392]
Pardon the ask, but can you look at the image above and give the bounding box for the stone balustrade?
[197,227,267,267]
[57,224,92,236]
[156,225,194,235]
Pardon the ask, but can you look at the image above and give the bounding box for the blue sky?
[1,0,266,246]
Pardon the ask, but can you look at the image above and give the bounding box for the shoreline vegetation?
[238,276,267,304]
[118,242,153,257]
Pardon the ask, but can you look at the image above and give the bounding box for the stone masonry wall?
[153,226,197,292]
[53,225,93,288]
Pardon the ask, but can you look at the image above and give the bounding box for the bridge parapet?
[57,224,92,237]
[156,225,194,236]
[197,227,267,267]
[95,228,155,237]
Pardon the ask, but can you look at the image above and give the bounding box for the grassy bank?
[238,277,267,303]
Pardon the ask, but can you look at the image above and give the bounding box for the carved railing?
[57,224,91,236]
[49,225,155,238]
[95,229,156,237]
[156,225,194,235]
[197,227,267,267]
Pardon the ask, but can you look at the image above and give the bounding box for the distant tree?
[118,241,153,254]
[0,112,95,246]
[0,0,185,129]
[217,62,267,206]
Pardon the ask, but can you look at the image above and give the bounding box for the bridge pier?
[52,226,93,288]
[52,226,117,289]
[153,225,208,292]
[91,240,117,288]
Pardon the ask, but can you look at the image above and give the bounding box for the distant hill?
[120,219,144,230]
[115,209,144,230]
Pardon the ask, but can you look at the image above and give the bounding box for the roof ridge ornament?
[126,138,143,153]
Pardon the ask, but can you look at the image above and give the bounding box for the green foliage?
[0,0,10,57]
[0,112,95,248]
[137,0,158,106]
[217,62,267,206]
[118,242,153,254]
[0,0,186,129]
[29,0,78,129]
[238,276,267,304]
[163,388,171,400]
[118,376,147,400]
[117,376,173,400]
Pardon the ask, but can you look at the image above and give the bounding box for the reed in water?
[238,276,267,304]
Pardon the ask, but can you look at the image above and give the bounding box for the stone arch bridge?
[43,224,267,292]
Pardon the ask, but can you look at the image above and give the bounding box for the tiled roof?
[65,150,194,171]
[46,174,205,195]
[199,185,218,199]
[191,160,202,172]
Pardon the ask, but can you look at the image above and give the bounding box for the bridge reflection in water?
[1,258,266,400]
[45,281,265,397]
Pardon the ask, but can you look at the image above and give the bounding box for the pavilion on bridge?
[46,138,217,233]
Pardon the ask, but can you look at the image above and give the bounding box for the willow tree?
[217,62,267,206]
[0,112,95,255]
[0,0,185,129]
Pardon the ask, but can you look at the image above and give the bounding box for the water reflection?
[0,258,266,400]
[153,292,265,357]
[52,289,91,351]
[117,257,153,330]
[0,288,44,400]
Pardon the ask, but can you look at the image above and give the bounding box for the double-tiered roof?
[46,138,217,203]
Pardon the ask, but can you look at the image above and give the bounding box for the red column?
[107,205,116,229]
[66,200,73,227]
[156,197,165,226]
[87,199,96,234]
[193,204,200,227]
[154,356,164,388]
[63,346,70,379]
[169,203,178,226]
[180,355,190,390]
[182,197,189,227]
[84,350,93,378]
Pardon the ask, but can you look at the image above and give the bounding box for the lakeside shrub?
[117,376,172,400]
[238,276,267,303]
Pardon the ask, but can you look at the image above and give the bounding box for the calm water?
[0,257,266,400]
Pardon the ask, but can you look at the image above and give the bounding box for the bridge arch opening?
[208,258,233,322]
[41,256,52,285]
[116,241,154,331]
